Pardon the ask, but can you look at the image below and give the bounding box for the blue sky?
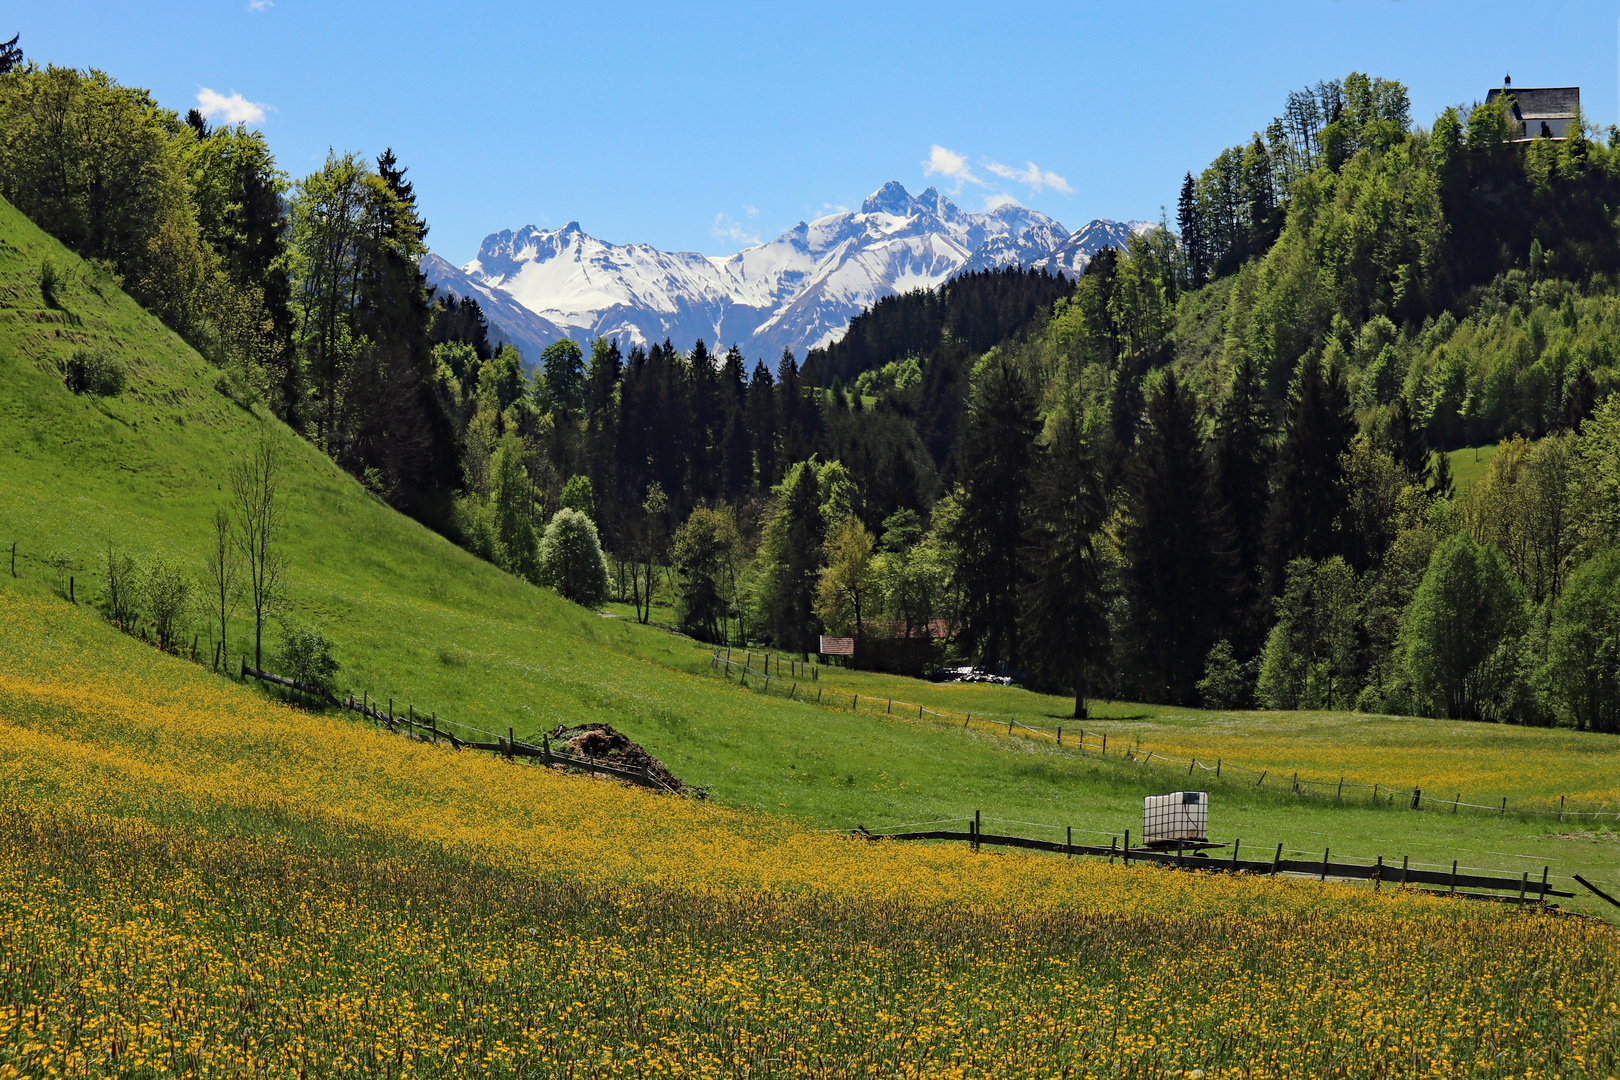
[16,2,1620,263]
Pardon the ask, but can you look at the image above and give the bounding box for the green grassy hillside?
[2,193,1618,915]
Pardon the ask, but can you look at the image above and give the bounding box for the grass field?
[1,581,1618,1078]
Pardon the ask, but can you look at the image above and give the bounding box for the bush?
[60,346,127,397]
[538,508,610,608]
[39,257,63,306]
[142,555,191,652]
[277,619,340,694]
[102,545,139,632]
[1196,640,1248,709]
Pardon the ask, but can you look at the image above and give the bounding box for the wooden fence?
[240,662,670,791]
[865,818,1583,906]
[712,652,1620,824]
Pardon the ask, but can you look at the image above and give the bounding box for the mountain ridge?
[424,183,1149,365]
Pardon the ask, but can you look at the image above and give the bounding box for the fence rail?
[240,664,668,791]
[868,824,1578,904]
[712,652,1620,823]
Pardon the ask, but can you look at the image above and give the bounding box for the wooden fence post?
[506,727,514,761]
[1500,797,1507,816]
[1257,770,1266,788]
[1231,838,1240,869]
[1374,855,1382,892]
[1320,848,1329,881]
[1057,726,1062,746]
[1519,872,1528,903]
[1559,795,1565,821]
[973,809,980,852]
[69,576,74,604]
[1450,860,1458,894]
[1216,759,1221,777]
[1109,836,1117,863]
[1292,772,1298,793]
[1271,843,1282,876]
[1123,829,1130,865]
[1101,733,1106,755]
[1411,787,1421,810]
[964,714,970,728]
[1066,826,1072,859]
[1401,855,1408,887]
[1453,793,1459,814]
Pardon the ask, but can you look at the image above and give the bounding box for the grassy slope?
[1,194,1617,915]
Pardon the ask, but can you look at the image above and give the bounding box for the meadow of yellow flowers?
[1,586,1617,1078]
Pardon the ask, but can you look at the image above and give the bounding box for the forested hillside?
[10,44,1620,732]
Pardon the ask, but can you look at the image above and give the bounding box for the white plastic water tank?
[1143,791,1208,845]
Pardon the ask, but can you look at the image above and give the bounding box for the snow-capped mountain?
[424,182,1151,365]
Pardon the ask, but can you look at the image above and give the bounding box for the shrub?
[60,346,127,397]
[277,619,340,694]
[102,545,139,632]
[142,555,191,652]
[1196,640,1248,710]
[538,508,610,608]
[38,257,63,306]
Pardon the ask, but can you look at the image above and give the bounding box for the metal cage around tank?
[1143,791,1208,846]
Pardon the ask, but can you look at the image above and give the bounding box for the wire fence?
[856,812,1620,909]
[711,651,1620,824]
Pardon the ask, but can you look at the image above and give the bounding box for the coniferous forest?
[14,51,1620,729]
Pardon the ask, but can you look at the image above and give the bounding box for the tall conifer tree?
[1212,352,1273,653]
[1266,352,1356,591]
[1021,403,1111,716]
[952,354,1038,669]
[1123,370,1231,704]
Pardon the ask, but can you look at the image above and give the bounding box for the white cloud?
[984,159,1072,195]
[711,212,761,247]
[982,192,1021,211]
[743,205,759,219]
[196,87,267,125]
[247,0,273,9]
[922,144,983,191]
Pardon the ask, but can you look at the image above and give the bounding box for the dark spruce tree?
[1265,350,1356,589]
[1211,351,1273,655]
[1123,369,1232,704]
[1177,172,1208,286]
[952,354,1039,670]
[747,361,778,489]
[0,35,20,77]
[1021,404,1111,717]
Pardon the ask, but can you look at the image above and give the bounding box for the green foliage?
[755,460,831,651]
[1196,640,1248,710]
[539,508,609,609]
[561,474,595,520]
[537,339,585,414]
[1401,535,1528,720]
[1543,548,1620,733]
[489,434,538,581]
[101,543,138,633]
[814,516,876,637]
[58,345,126,397]
[276,618,340,693]
[1256,557,1360,710]
[1121,369,1229,704]
[141,555,191,653]
[672,505,744,644]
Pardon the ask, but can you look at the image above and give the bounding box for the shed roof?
[1485,86,1580,120]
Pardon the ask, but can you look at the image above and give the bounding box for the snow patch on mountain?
[423,183,1153,365]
